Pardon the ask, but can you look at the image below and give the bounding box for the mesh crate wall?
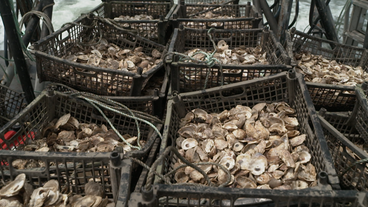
[168,28,290,93]
[319,113,368,191]
[172,1,262,29]
[0,85,26,128]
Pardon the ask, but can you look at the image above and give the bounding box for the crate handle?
[222,71,243,78]
[206,22,224,29]
[219,87,245,98]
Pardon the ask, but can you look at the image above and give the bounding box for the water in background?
[0,0,347,50]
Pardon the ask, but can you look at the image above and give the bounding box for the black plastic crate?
[355,82,368,143]
[0,150,126,201]
[153,71,340,198]
[47,65,169,119]
[129,185,367,207]
[90,1,177,44]
[288,28,368,111]
[0,85,26,128]
[33,15,167,97]
[318,112,367,191]
[0,90,162,159]
[171,1,262,29]
[167,27,291,93]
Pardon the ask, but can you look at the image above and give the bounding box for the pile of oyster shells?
[184,11,237,28]
[184,40,267,65]
[64,39,162,73]
[113,15,158,40]
[114,14,155,21]
[13,114,142,169]
[175,102,317,189]
[191,11,235,19]
[0,173,114,207]
[295,52,368,86]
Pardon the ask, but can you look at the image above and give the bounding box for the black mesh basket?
[129,185,368,207]
[0,85,26,128]
[168,27,291,93]
[0,150,128,201]
[90,0,177,44]
[318,111,367,191]
[33,15,167,97]
[47,65,169,119]
[0,90,162,159]
[288,28,368,111]
[171,1,262,29]
[148,71,340,203]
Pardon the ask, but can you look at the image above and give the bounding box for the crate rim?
[356,83,368,115]
[290,27,368,54]
[172,2,262,21]
[129,184,367,207]
[306,81,356,91]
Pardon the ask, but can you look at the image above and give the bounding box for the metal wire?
[83,98,141,150]
[47,83,162,124]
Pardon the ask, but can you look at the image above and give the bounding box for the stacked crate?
[3,0,368,206]
[1,1,177,206]
[286,26,368,194]
[90,0,176,45]
[288,28,368,112]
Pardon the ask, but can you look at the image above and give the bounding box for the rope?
[164,28,224,90]
[42,3,55,12]
[79,95,162,138]
[144,146,231,191]
[19,10,54,35]
[7,0,35,61]
[46,84,163,151]
[131,157,170,184]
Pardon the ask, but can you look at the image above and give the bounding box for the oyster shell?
[177,104,317,189]
[235,175,257,189]
[85,180,104,197]
[0,173,26,197]
[289,134,306,147]
[181,138,198,150]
